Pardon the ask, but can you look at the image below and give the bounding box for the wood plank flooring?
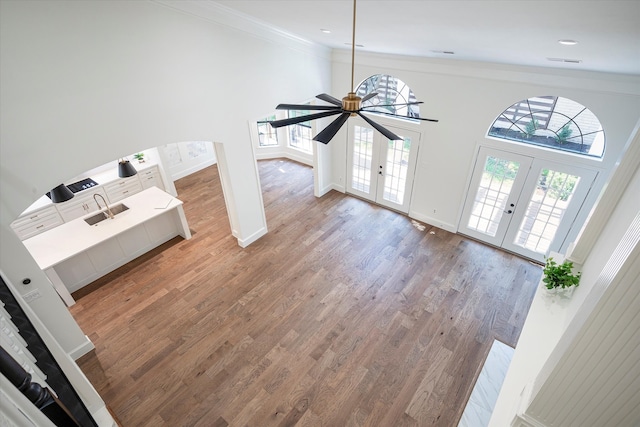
[72,159,541,426]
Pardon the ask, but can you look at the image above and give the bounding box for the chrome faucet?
[93,193,115,219]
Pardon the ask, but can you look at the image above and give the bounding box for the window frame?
[286,109,313,154]
[256,114,279,148]
[355,74,421,123]
[487,96,605,158]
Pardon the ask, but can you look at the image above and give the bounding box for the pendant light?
[49,184,74,203]
[118,158,137,178]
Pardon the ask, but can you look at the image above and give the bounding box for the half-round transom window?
[356,74,420,120]
[488,96,605,158]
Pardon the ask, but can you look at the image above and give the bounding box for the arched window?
[355,74,420,120]
[488,96,605,158]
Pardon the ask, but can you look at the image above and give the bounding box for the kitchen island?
[22,186,191,306]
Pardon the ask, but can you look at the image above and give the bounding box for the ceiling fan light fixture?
[558,39,578,46]
[548,57,582,64]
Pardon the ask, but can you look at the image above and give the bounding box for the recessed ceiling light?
[558,39,578,46]
[548,57,582,64]
[320,29,331,34]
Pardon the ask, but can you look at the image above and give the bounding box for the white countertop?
[23,186,183,270]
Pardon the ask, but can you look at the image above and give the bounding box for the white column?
[568,120,640,264]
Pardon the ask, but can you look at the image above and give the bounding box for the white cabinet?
[12,160,173,240]
[104,175,143,204]
[54,226,153,293]
[11,206,63,240]
[139,165,165,191]
[118,224,151,257]
[51,207,182,294]
[55,188,108,222]
[54,252,100,293]
[144,210,179,243]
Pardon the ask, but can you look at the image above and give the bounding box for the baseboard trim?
[315,183,334,197]
[331,183,346,193]
[408,211,457,233]
[237,226,268,248]
[68,335,95,360]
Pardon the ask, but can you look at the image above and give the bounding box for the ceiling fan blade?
[361,101,424,108]
[316,93,343,106]
[362,110,439,123]
[361,92,379,102]
[357,112,402,141]
[276,104,340,111]
[270,110,343,128]
[313,112,351,144]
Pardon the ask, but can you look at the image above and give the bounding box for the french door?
[459,147,597,262]
[346,122,420,213]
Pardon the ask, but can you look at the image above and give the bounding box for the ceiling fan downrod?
[343,0,360,115]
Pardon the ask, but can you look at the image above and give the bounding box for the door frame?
[500,158,598,260]
[458,142,603,260]
[345,117,421,214]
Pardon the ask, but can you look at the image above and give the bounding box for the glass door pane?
[502,161,598,261]
[467,156,521,237]
[374,128,421,213]
[459,147,532,247]
[351,125,374,194]
[382,138,411,205]
[513,169,581,254]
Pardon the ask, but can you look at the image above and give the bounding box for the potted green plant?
[542,257,581,295]
[133,152,145,163]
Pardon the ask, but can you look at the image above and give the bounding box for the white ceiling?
[213,0,640,75]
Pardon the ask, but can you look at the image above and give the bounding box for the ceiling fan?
[269,0,438,144]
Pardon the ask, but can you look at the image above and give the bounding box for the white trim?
[152,0,331,60]
[525,214,640,425]
[512,413,548,427]
[331,183,346,194]
[316,184,334,197]
[334,50,640,96]
[0,271,116,425]
[237,226,267,248]
[170,158,217,181]
[0,375,57,427]
[408,211,457,233]
[568,119,640,264]
[68,335,96,360]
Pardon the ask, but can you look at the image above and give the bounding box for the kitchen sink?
[84,204,129,226]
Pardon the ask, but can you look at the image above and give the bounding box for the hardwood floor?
[72,159,541,426]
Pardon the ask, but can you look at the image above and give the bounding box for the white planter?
[544,285,576,298]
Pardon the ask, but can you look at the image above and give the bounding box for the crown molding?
[332,50,640,96]
[151,0,331,59]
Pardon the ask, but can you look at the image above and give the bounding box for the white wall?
[329,50,640,232]
[0,0,330,354]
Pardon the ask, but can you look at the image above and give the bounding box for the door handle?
[504,203,515,214]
